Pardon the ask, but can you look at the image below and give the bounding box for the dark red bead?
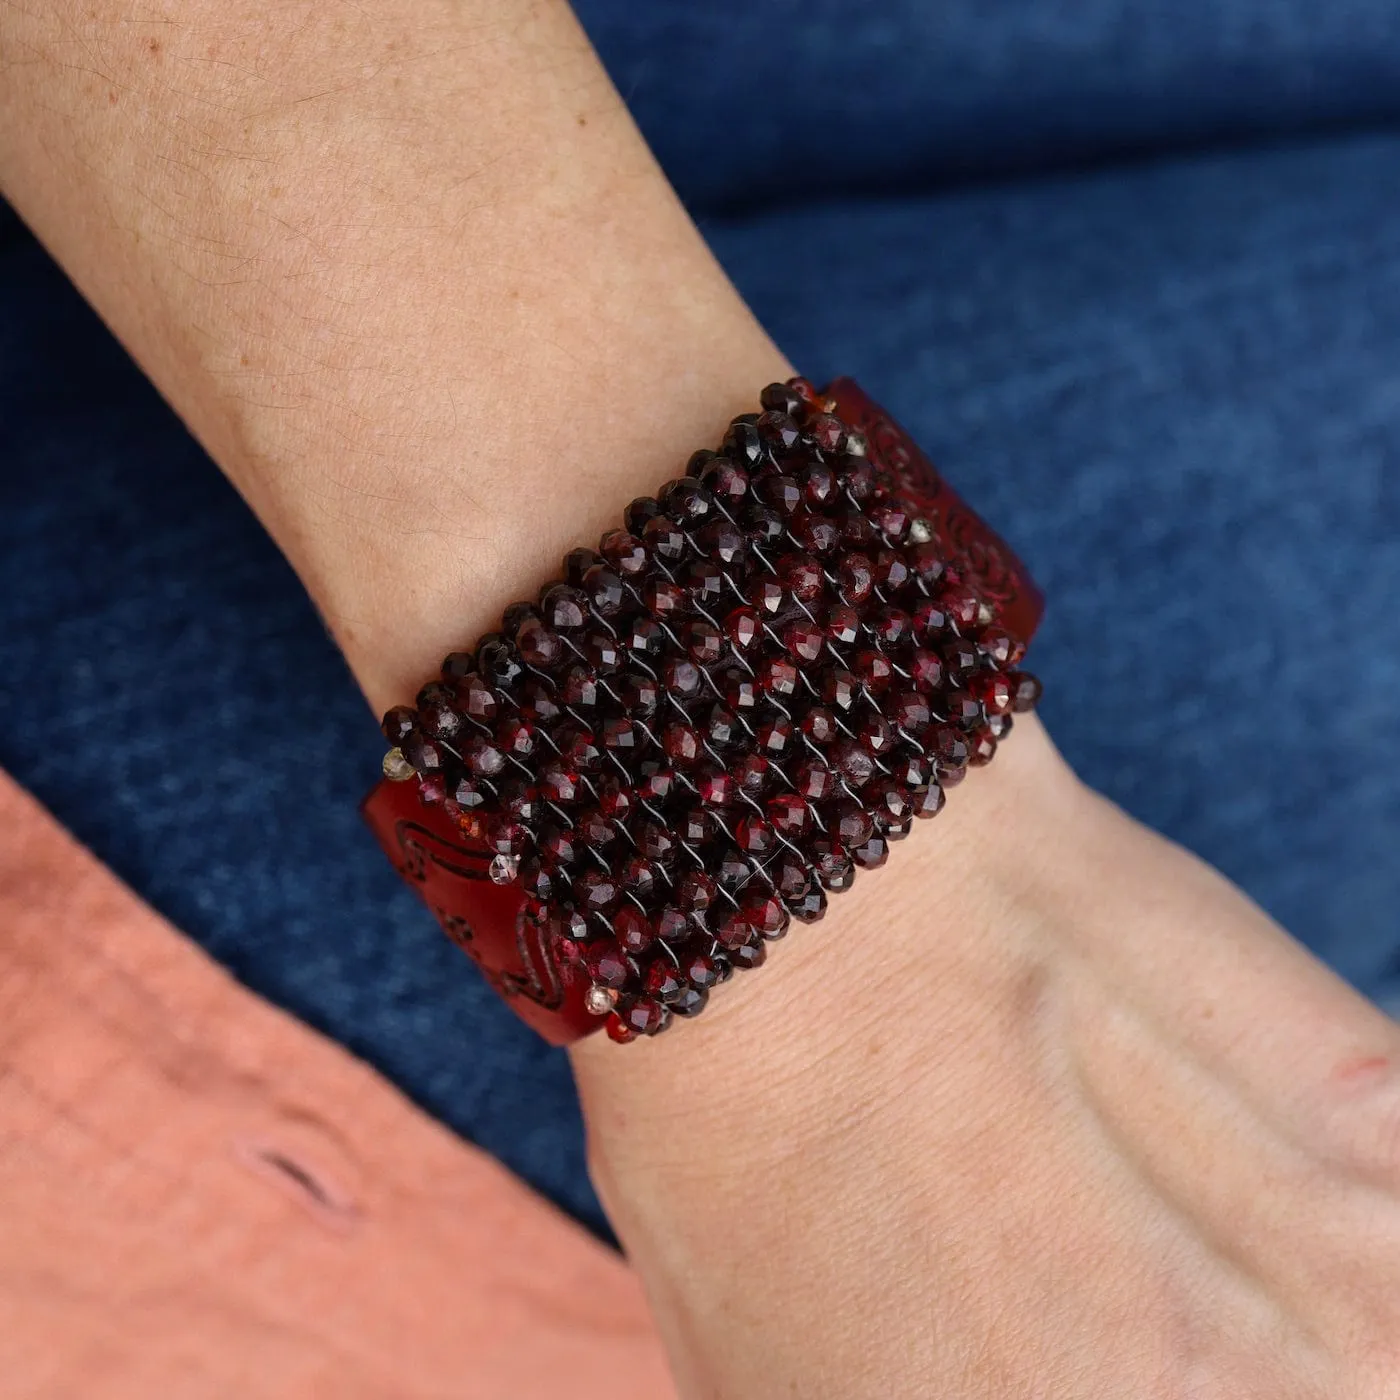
[463,735,506,778]
[852,834,890,869]
[497,715,536,758]
[724,418,763,466]
[555,722,601,771]
[451,775,488,813]
[760,382,805,416]
[660,476,711,525]
[683,951,723,989]
[417,772,447,806]
[908,541,946,586]
[538,824,578,868]
[402,731,443,774]
[969,670,1014,716]
[794,759,837,801]
[929,724,972,774]
[577,807,616,850]
[744,503,786,547]
[867,776,913,827]
[656,906,691,944]
[696,765,740,806]
[671,984,709,1017]
[621,997,669,1036]
[870,502,910,542]
[456,674,500,724]
[1009,670,1042,712]
[614,906,654,954]
[758,656,800,698]
[807,836,855,891]
[582,563,625,616]
[837,510,877,550]
[787,884,828,923]
[858,711,896,755]
[583,630,622,674]
[822,668,860,711]
[757,410,802,454]
[802,706,839,744]
[874,548,910,592]
[944,689,984,729]
[415,683,463,741]
[805,412,846,452]
[682,619,725,666]
[772,855,810,901]
[889,752,932,789]
[909,649,944,693]
[541,584,588,631]
[586,941,632,988]
[519,857,556,901]
[559,663,599,707]
[602,714,639,754]
[663,656,703,698]
[742,891,790,939]
[783,619,825,663]
[830,737,876,787]
[642,514,687,563]
[854,648,894,693]
[685,558,725,609]
[678,870,718,912]
[381,705,417,744]
[768,791,811,838]
[978,627,1025,668]
[870,608,911,648]
[714,909,754,949]
[476,637,523,689]
[825,604,861,646]
[837,553,874,604]
[617,672,660,717]
[605,1013,636,1044]
[698,456,750,508]
[942,636,980,679]
[890,688,932,734]
[575,868,620,913]
[636,762,675,803]
[755,713,795,758]
[728,938,768,971]
[724,606,762,652]
[516,617,564,668]
[759,474,801,515]
[517,679,560,723]
[778,553,824,602]
[600,529,648,575]
[791,511,840,555]
[989,712,1015,740]
[831,799,875,850]
[642,576,687,619]
[696,517,746,566]
[940,586,982,632]
[496,776,540,822]
[968,725,998,766]
[715,846,751,892]
[735,815,777,857]
[679,805,718,846]
[636,820,676,864]
[539,760,582,804]
[802,460,837,506]
[734,752,772,797]
[644,959,686,1003]
[912,782,946,819]
[913,598,950,640]
[748,574,785,617]
[706,704,740,748]
[487,816,531,858]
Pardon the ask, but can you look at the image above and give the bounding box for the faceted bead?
[488,817,531,858]
[748,574,785,617]
[841,458,876,501]
[559,663,600,708]
[555,722,601,771]
[802,707,839,745]
[794,759,837,802]
[756,410,802,454]
[942,636,980,679]
[417,772,447,806]
[625,496,662,534]
[496,776,540,822]
[517,679,560,724]
[837,553,874,605]
[759,474,802,515]
[909,649,944,693]
[778,553,824,602]
[759,382,805,416]
[822,668,860,712]
[807,836,855,891]
[538,824,578,868]
[874,548,910,592]
[642,576,687,620]
[635,762,675,804]
[451,775,488,813]
[742,891,790,939]
[441,651,476,682]
[576,807,616,851]
[802,461,837,506]
[1009,670,1042,712]
[541,584,588,631]
[696,765,740,807]
[622,997,669,1036]
[660,477,711,525]
[725,673,761,712]
[908,541,946,586]
[744,504,787,547]
[735,815,777,858]
[582,564,625,616]
[787,884,827,923]
[497,715,536,758]
[677,870,718,912]
[768,792,811,838]
[771,856,810,901]
[969,670,1014,716]
[583,630,622,674]
[978,627,1025,668]
[671,984,709,1017]
[889,752,932,789]
[723,419,763,466]
[517,617,564,668]
[605,1013,636,1044]
[805,412,846,453]
[602,714,639,754]
[912,782,946,819]
[644,959,686,1003]
[943,689,984,730]
[870,609,912,648]
[988,713,1015,740]
[679,805,719,847]
[734,752,772,798]
[940,587,981,632]
[539,761,582,804]
[663,721,701,766]
[456,673,500,724]
[837,510,877,550]
[783,619,825,663]
[758,656,800,698]
[705,704,740,749]
[476,637,523,688]
[686,448,716,478]
[549,906,590,945]
[685,558,725,610]
[870,502,910,542]
[656,906,691,944]
[414,684,462,743]
[755,713,795,758]
[622,613,665,657]
[697,456,750,508]
[617,672,660,717]
[683,951,723,989]
[831,799,875,850]
[830,737,876,788]
[564,548,601,585]
[867,776,913,827]
[724,606,762,652]
[969,725,998,766]
[852,833,890,869]
[728,938,768,971]
[714,909,754,950]
[642,514,687,563]
[636,821,676,864]
[854,649,894,694]
[825,604,861,646]
[859,711,896,755]
[663,657,703,699]
[715,846,751,892]
[463,735,506,778]
[600,529,648,576]
[519,857,556,901]
[913,599,950,640]
[402,730,443,775]
[930,724,971,774]
[682,619,725,666]
[575,868,620,913]
[381,704,417,744]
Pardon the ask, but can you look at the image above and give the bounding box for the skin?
[4,2,1400,1395]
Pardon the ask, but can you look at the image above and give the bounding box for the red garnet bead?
[969,726,999,766]
[677,870,719,912]
[912,782,946,819]
[728,939,767,971]
[644,960,686,1003]
[768,791,811,838]
[852,834,890,869]
[735,815,777,857]
[696,765,740,807]
[735,752,772,797]
[802,706,839,745]
[621,997,670,1036]
[614,906,654,954]
[968,670,1014,716]
[586,942,632,989]
[778,553,824,602]
[807,836,855,891]
[942,636,980,680]
[1009,671,1043,712]
[600,529,647,575]
[794,759,837,802]
[714,908,754,949]
[605,1013,636,1044]
[829,737,876,788]
[978,627,1025,668]
[909,649,944,693]
[783,619,825,663]
[748,574,785,617]
[742,891,790,939]
[662,721,702,767]
[943,689,984,730]
[836,552,874,605]
[725,606,762,652]
[683,951,723,989]
[787,883,828,923]
[755,713,795,758]
[656,906,691,944]
[758,656,800,698]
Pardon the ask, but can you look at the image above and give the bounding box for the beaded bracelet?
[362,378,1043,1044]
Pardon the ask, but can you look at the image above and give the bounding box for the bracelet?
[362,378,1043,1045]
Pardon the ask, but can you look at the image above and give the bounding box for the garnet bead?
[1009,670,1043,712]
[381,705,417,743]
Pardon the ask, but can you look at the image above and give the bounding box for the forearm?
[0,0,788,712]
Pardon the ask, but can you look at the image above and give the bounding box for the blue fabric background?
[2,3,1399,1234]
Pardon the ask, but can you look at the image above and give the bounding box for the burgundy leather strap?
[361,380,1042,1045]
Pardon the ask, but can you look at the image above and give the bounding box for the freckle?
[147,37,161,56]
[239,355,250,367]
[577,114,587,127]
[108,89,118,105]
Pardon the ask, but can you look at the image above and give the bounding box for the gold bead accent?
[584,984,617,1017]
[908,517,933,544]
[382,747,415,782]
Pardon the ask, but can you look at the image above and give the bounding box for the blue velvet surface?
[2,8,1398,1232]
